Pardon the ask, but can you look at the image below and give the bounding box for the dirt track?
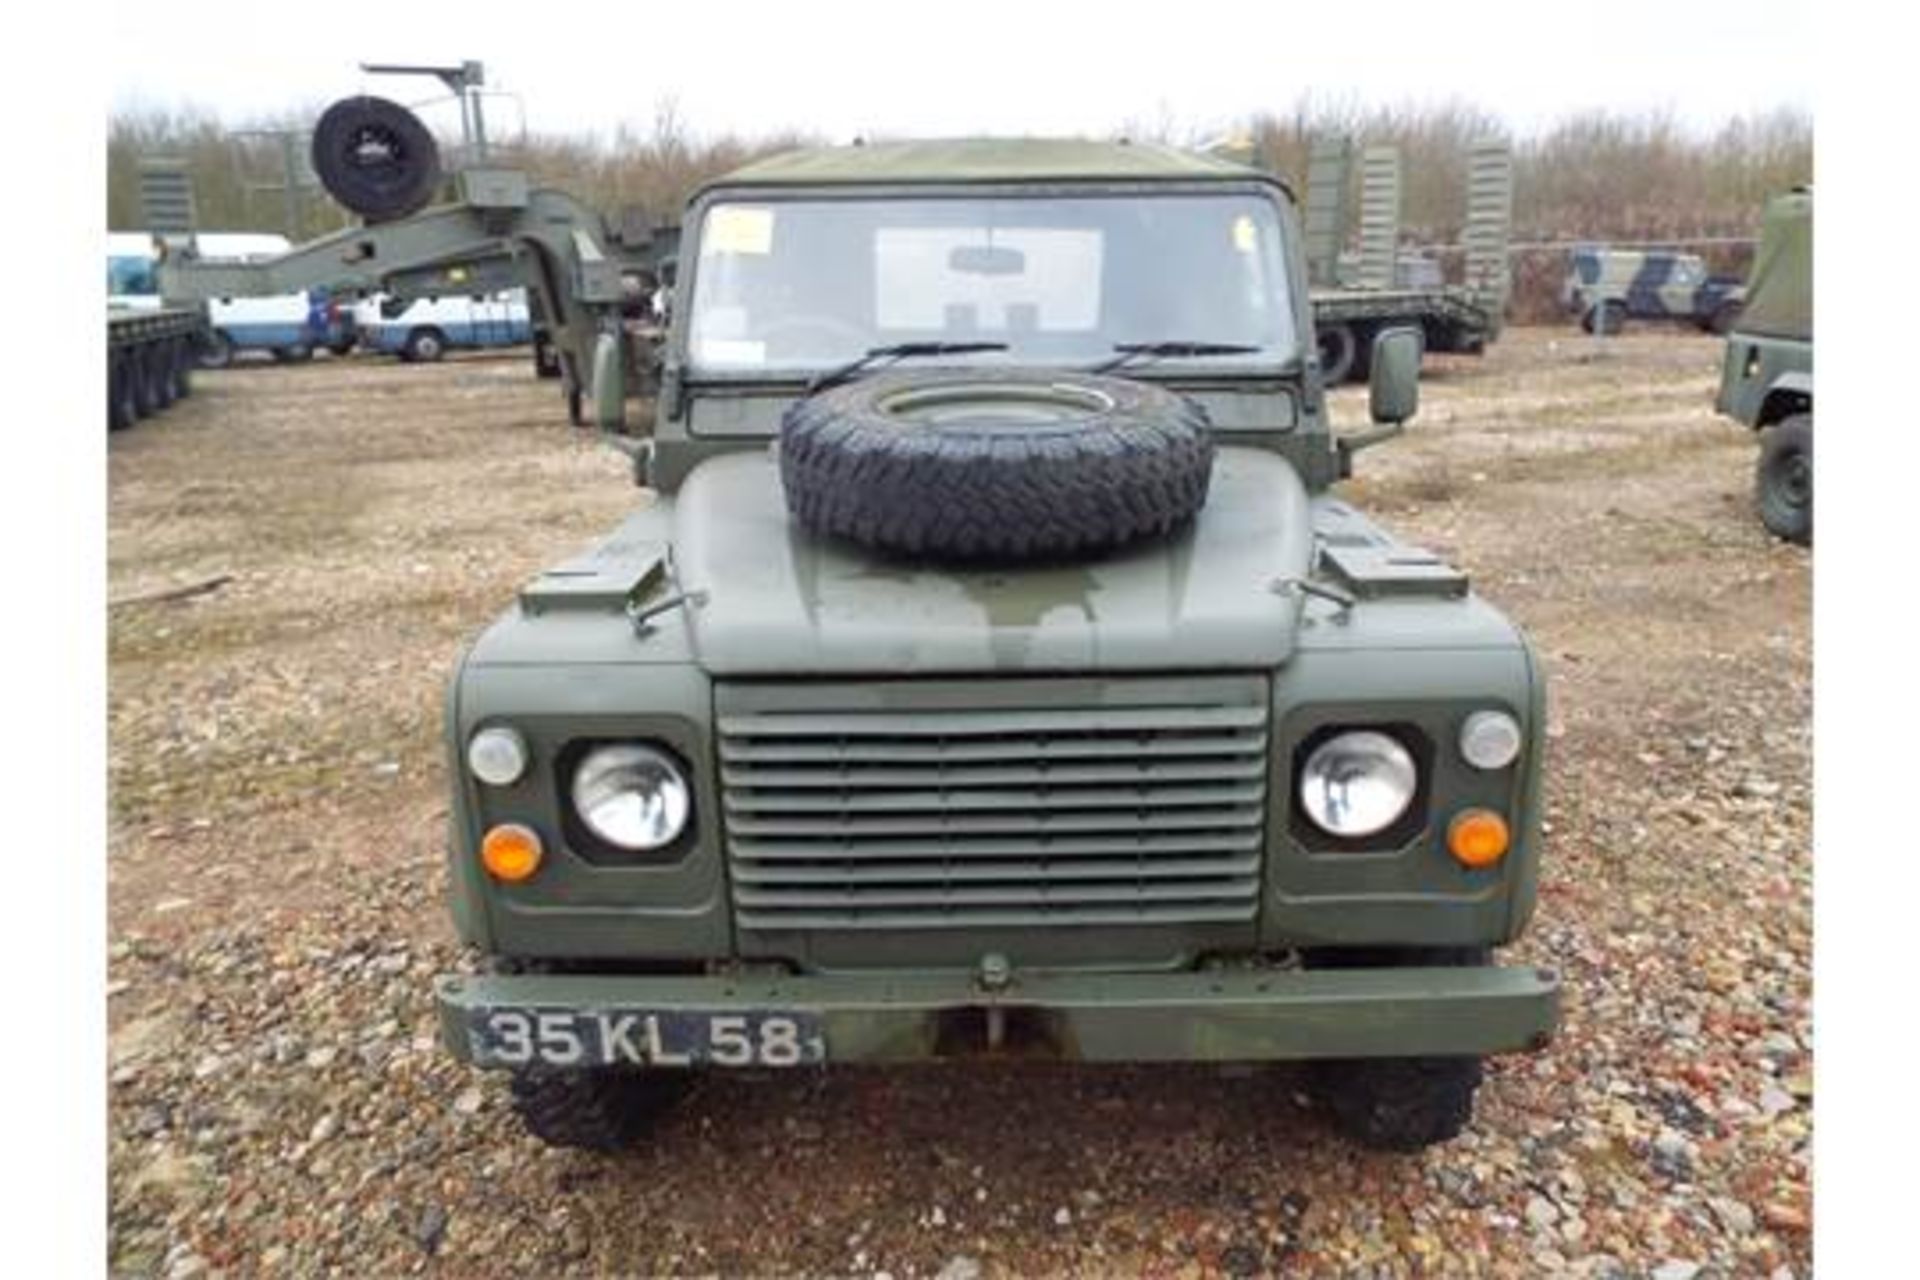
[108,331,1810,1278]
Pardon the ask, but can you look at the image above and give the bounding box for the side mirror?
[1336,327,1424,472]
[1369,327,1422,426]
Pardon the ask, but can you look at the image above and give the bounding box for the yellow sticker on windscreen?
[1232,215,1257,253]
[703,206,775,256]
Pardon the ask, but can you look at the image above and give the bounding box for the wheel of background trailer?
[129,348,156,417]
[109,355,134,431]
[1708,300,1743,335]
[1755,413,1812,546]
[169,340,193,400]
[129,347,162,416]
[327,337,357,357]
[272,344,315,364]
[198,330,233,370]
[780,368,1216,562]
[309,96,442,223]
[1346,324,1378,384]
[1315,323,1357,385]
[533,335,563,379]
[402,328,447,363]
[150,344,179,410]
[1582,301,1626,336]
[508,1066,692,1152]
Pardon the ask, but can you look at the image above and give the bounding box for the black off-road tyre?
[402,327,447,363]
[1315,323,1357,385]
[508,1067,693,1152]
[310,95,442,223]
[779,368,1215,562]
[1304,946,1489,1151]
[1309,1056,1485,1152]
[1707,300,1743,335]
[1755,413,1812,546]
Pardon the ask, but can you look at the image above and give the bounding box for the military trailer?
[415,132,1562,1155]
[1300,137,1513,384]
[107,305,204,432]
[1564,247,1746,336]
[1715,189,1812,544]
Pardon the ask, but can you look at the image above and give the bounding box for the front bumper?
[436,963,1561,1067]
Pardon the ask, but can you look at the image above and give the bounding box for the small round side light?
[480,823,544,883]
[1448,809,1511,869]
[467,726,529,787]
[1459,710,1522,771]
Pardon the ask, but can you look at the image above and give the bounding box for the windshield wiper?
[805,341,1009,396]
[1091,341,1261,375]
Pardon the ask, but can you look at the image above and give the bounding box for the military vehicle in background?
[156,94,670,427]
[109,168,209,430]
[1716,188,1812,545]
[1299,136,1513,384]
[1564,247,1746,336]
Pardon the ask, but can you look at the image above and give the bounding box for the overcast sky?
[109,0,1811,144]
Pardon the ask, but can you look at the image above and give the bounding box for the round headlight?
[467,726,529,787]
[1459,710,1522,771]
[1299,730,1419,838]
[571,744,691,851]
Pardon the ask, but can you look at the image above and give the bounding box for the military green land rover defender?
[1716,188,1812,545]
[435,139,1561,1153]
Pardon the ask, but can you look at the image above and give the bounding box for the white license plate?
[466,1007,825,1068]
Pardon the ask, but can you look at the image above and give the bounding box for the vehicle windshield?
[685,193,1298,375]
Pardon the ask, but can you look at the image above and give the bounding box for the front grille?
[718,694,1270,930]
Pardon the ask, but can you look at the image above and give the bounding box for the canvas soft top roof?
[1739,188,1812,342]
[703,137,1284,193]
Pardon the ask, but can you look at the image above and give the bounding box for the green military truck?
[1715,189,1812,544]
[430,136,1561,1154]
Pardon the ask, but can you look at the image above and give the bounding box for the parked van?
[354,289,534,362]
[106,231,354,365]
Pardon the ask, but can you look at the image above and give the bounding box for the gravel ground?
[107,331,1810,1278]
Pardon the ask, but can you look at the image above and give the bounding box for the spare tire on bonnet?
[779,369,1214,562]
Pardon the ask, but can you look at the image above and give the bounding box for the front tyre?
[1309,1056,1484,1152]
[507,1066,692,1152]
[1302,944,1488,1150]
[1755,413,1812,545]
